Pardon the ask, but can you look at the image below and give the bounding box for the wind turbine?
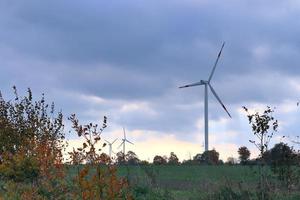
[179,42,231,152]
[118,127,134,154]
[105,138,117,157]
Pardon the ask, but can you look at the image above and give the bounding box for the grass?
[115,165,300,200]
[10,164,298,199]
[116,165,251,199]
[65,165,261,197]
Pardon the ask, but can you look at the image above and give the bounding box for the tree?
[116,151,126,165]
[168,152,179,165]
[153,155,167,165]
[0,87,64,155]
[125,151,140,165]
[243,106,278,200]
[238,146,251,165]
[243,106,278,158]
[193,153,202,163]
[269,142,297,188]
[218,159,224,165]
[200,149,219,165]
[0,87,66,198]
[139,160,149,165]
[226,157,235,165]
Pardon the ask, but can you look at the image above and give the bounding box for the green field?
[67,165,300,200]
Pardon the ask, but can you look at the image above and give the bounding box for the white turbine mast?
[118,127,134,155]
[179,42,231,152]
[105,138,118,157]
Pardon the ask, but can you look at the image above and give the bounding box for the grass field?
[122,165,300,200]
[67,165,300,200]
[120,165,261,199]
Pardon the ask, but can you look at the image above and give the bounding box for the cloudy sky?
[1,0,300,161]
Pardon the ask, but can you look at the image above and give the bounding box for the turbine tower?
[105,138,117,157]
[118,127,134,154]
[179,42,231,152]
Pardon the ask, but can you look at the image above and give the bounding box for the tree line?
[109,143,299,167]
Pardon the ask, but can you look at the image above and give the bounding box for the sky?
[1,0,300,161]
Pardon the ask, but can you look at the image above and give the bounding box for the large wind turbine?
[179,42,231,152]
[118,128,134,154]
[105,138,117,157]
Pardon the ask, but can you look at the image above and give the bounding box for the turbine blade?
[118,141,124,149]
[179,81,204,88]
[104,139,111,144]
[126,139,134,145]
[208,42,225,83]
[123,127,126,139]
[112,138,117,144]
[291,140,300,144]
[208,84,231,118]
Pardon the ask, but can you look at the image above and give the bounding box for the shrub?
[0,87,132,199]
[68,114,132,200]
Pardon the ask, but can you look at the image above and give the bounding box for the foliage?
[0,87,132,199]
[116,151,126,165]
[68,114,132,199]
[243,106,278,157]
[153,155,167,165]
[269,142,298,190]
[126,151,140,165]
[200,149,220,165]
[168,152,179,165]
[244,106,278,200]
[0,151,39,183]
[238,146,251,165]
[181,159,195,165]
[0,87,67,199]
[0,86,64,155]
[139,160,150,165]
[211,185,254,200]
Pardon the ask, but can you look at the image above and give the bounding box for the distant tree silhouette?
[193,153,202,162]
[269,142,297,184]
[168,152,179,165]
[125,151,140,165]
[218,159,224,165]
[116,151,125,165]
[139,160,149,165]
[181,159,194,165]
[238,146,251,165]
[200,149,219,165]
[153,155,167,165]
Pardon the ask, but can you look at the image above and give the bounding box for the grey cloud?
[2,0,300,75]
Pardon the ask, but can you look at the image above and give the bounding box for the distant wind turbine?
[179,42,231,152]
[118,127,134,154]
[105,138,117,157]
